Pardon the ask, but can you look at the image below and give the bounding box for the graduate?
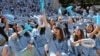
[85,23,98,39]
[68,26,98,56]
[0,27,10,56]
[8,22,39,56]
[0,25,12,56]
[41,13,69,56]
[0,15,11,56]
[85,23,98,56]
[67,16,76,34]
[31,15,48,56]
[68,26,88,56]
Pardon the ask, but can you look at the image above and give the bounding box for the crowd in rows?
[0,0,53,17]
[0,0,100,56]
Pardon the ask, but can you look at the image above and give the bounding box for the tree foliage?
[59,0,75,7]
[59,0,100,8]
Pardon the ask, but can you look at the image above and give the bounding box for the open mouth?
[54,31,57,34]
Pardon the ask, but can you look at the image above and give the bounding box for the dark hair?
[0,16,7,29]
[9,24,13,28]
[86,24,96,39]
[74,29,84,41]
[63,23,70,39]
[35,24,38,28]
[53,26,64,43]
[90,24,94,33]
[40,27,45,35]
[0,27,8,41]
[71,18,75,23]
[12,24,31,38]
[12,23,18,32]
[86,24,94,33]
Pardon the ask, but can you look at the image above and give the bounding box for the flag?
[58,7,62,15]
[40,0,45,13]
[66,6,74,16]
[97,13,100,27]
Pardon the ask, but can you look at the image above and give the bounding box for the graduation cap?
[76,22,86,30]
[16,20,25,26]
[3,14,15,23]
[75,26,83,30]
[9,22,14,25]
[83,17,92,20]
[85,21,95,26]
[51,15,58,20]
[55,23,63,29]
[9,19,25,26]
[48,16,57,21]
[81,38,95,48]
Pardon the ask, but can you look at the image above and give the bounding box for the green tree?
[59,0,75,7]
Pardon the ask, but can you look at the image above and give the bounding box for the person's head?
[12,23,24,32]
[52,24,64,42]
[49,19,55,26]
[16,24,31,37]
[86,24,94,33]
[74,27,84,41]
[0,16,6,23]
[68,16,75,24]
[16,24,24,32]
[57,16,62,23]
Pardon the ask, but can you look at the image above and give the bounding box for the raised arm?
[2,16,9,31]
[42,13,49,28]
[9,30,23,40]
[42,13,53,41]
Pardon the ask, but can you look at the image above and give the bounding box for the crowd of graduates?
[0,0,100,56]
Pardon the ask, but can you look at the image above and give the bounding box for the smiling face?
[53,26,61,36]
[74,28,84,41]
[86,24,94,33]
[53,26,64,40]
[50,19,55,25]
[74,28,81,36]
[16,25,23,32]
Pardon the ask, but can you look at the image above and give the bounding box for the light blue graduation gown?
[95,37,100,50]
[69,35,98,56]
[8,34,39,56]
[45,28,69,56]
[31,28,47,56]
